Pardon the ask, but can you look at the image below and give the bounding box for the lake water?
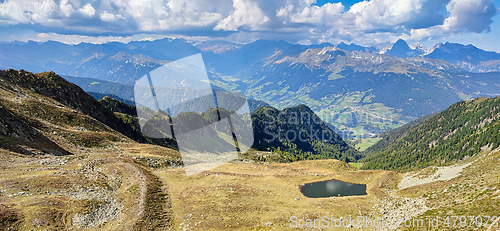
[300,179,367,198]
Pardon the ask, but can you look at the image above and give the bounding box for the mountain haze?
[2,39,500,138]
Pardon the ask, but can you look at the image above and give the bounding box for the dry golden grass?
[157,159,395,230]
[0,72,181,230]
[0,147,175,231]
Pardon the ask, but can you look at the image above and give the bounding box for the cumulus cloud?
[0,0,497,45]
[79,3,96,17]
[405,0,496,41]
[99,11,125,23]
[348,0,449,31]
[277,2,344,24]
[214,0,270,31]
[59,0,75,17]
[0,1,33,25]
[443,0,496,33]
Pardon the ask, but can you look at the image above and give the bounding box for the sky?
[1,0,500,51]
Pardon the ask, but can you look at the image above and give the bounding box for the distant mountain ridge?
[213,45,500,138]
[3,38,500,84]
[385,39,425,58]
[2,38,500,137]
[62,75,270,113]
[425,42,500,72]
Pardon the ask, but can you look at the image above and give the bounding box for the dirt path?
[133,167,175,230]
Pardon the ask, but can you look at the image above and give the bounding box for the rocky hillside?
[0,69,135,154]
[99,96,137,117]
[0,69,148,143]
[0,69,182,230]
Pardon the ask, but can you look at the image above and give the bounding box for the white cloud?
[100,11,125,22]
[0,1,33,25]
[79,3,96,17]
[36,32,133,44]
[59,0,75,17]
[278,3,344,24]
[214,0,270,31]
[348,0,449,31]
[0,0,497,46]
[404,0,496,41]
[443,0,496,33]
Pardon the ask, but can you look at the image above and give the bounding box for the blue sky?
[0,0,499,51]
[314,0,362,8]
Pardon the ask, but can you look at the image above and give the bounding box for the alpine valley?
[1,38,500,231]
[2,39,499,140]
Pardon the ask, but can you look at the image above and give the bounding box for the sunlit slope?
[362,97,500,171]
[0,69,181,230]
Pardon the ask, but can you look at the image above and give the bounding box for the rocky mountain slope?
[0,69,148,143]
[0,69,183,230]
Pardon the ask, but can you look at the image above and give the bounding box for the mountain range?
[3,38,500,80]
[1,38,500,139]
[0,67,499,229]
[0,69,357,164]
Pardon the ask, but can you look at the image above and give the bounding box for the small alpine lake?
[300,179,367,198]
